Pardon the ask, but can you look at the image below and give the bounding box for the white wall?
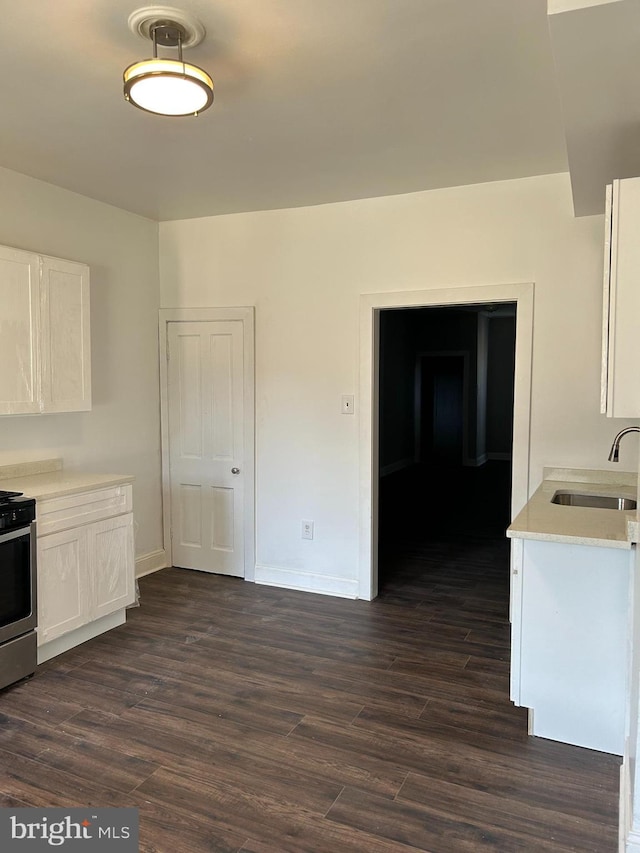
[0,166,163,561]
[160,172,639,596]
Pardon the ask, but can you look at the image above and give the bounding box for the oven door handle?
[0,526,30,544]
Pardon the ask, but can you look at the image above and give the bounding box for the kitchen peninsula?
[508,467,638,755]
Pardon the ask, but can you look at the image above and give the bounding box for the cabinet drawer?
[36,485,133,536]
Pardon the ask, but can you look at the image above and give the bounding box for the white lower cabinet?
[91,514,135,619]
[510,537,632,755]
[36,484,134,660]
[38,526,89,643]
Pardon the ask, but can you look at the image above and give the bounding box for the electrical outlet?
[302,519,314,540]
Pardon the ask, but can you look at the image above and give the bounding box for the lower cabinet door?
[37,527,90,644]
[90,513,135,620]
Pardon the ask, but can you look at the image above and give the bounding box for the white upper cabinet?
[0,246,41,414]
[0,245,91,415]
[40,256,91,413]
[602,178,640,418]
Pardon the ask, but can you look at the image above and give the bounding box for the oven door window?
[0,531,32,627]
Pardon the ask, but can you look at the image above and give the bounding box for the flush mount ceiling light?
[124,6,213,116]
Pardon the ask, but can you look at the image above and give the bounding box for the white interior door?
[167,320,246,576]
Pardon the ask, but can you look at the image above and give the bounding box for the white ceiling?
[0,0,632,222]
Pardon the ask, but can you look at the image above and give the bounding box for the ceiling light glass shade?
[123,58,213,116]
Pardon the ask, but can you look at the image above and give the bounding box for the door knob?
[231,467,240,474]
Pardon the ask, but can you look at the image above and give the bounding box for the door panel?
[211,487,234,551]
[211,334,234,458]
[168,321,245,576]
[178,484,202,547]
[177,335,203,457]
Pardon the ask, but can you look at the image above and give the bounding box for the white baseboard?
[135,549,168,579]
[380,457,414,477]
[254,565,359,599]
[620,760,631,852]
[38,610,125,664]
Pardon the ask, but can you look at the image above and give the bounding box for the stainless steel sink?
[551,490,637,510]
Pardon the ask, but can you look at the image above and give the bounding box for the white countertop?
[0,459,134,500]
[508,467,638,549]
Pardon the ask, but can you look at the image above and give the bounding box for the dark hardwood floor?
[0,465,621,851]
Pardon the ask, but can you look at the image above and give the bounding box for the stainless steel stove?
[0,490,37,690]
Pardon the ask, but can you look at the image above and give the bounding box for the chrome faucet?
[608,427,640,462]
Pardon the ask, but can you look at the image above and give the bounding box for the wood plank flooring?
[0,529,621,852]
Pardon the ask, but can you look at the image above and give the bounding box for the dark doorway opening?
[377,303,516,591]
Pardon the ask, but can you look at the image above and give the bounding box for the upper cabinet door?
[0,246,41,415]
[602,178,640,418]
[40,256,91,413]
